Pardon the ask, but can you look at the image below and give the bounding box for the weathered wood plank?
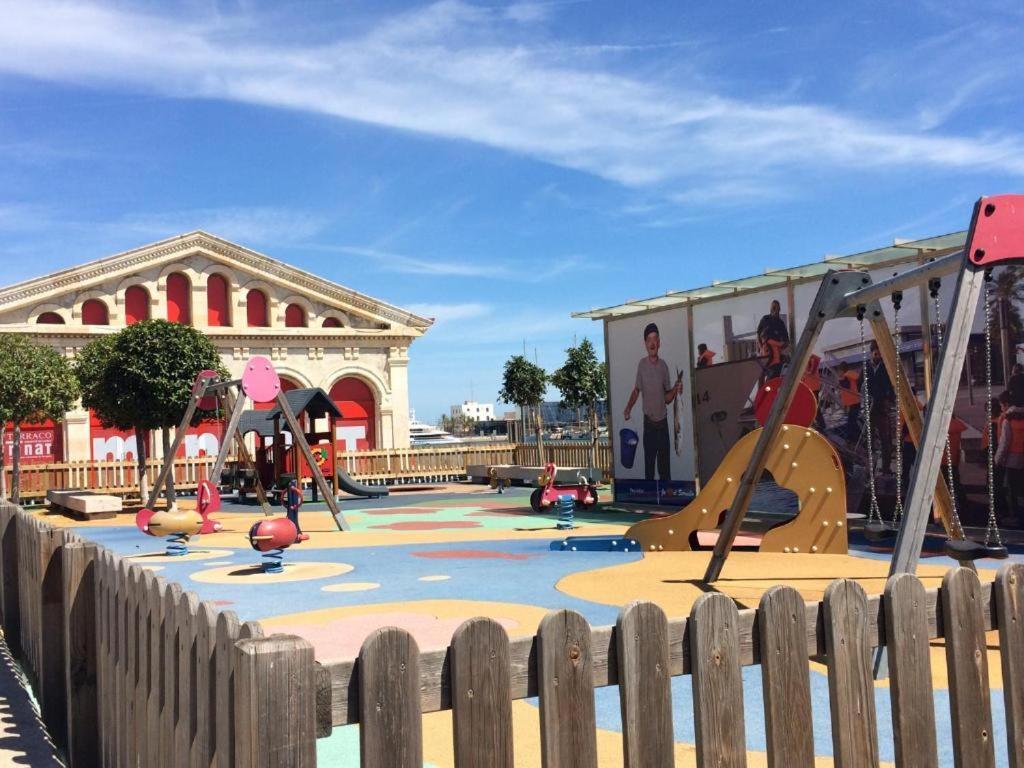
[162,581,184,768]
[537,609,598,768]
[451,617,514,768]
[175,591,199,768]
[63,541,99,768]
[213,611,241,768]
[884,573,938,768]
[314,662,333,740]
[135,569,153,768]
[691,593,745,768]
[116,559,131,768]
[123,564,140,768]
[943,567,996,768]
[147,576,169,768]
[194,601,219,768]
[617,601,674,768]
[233,635,316,768]
[758,585,814,768]
[322,581,996,727]
[39,526,68,748]
[96,550,110,767]
[823,579,879,768]
[995,563,1024,768]
[359,627,423,768]
[0,504,21,653]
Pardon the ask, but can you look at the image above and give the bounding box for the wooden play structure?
[702,194,1024,582]
[626,425,847,553]
[142,355,349,531]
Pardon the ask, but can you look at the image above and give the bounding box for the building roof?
[266,388,343,423]
[572,230,967,321]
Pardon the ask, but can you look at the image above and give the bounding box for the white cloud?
[329,246,496,277]
[113,207,327,244]
[1,0,1022,204]
[404,302,491,322]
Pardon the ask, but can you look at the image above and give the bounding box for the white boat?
[409,411,463,446]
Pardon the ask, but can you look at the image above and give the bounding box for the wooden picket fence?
[8,441,614,500]
[2,498,1021,767]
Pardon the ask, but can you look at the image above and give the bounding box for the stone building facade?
[0,231,431,463]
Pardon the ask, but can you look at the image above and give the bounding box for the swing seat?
[863,521,899,542]
[943,538,1009,562]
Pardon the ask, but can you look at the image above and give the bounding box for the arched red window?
[330,377,376,450]
[285,304,307,327]
[246,289,268,327]
[125,285,150,325]
[82,299,109,325]
[36,312,64,324]
[207,274,230,327]
[167,272,192,324]
[322,317,342,328]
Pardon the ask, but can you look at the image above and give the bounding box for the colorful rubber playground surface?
[41,486,1023,767]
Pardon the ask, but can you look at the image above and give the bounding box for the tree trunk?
[0,423,7,501]
[163,427,177,511]
[135,426,150,505]
[534,406,545,466]
[11,425,21,504]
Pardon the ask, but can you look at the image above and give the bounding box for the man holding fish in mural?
[623,322,684,482]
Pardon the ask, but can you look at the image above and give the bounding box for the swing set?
[703,194,1023,583]
[141,355,350,533]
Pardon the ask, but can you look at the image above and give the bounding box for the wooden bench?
[46,490,121,520]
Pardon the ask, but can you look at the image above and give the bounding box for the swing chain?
[859,306,881,524]
[892,291,904,523]
[983,269,1003,547]
[933,283,965,538]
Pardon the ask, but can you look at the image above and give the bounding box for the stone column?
[386,346,411,449]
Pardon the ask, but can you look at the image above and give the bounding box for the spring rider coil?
[248,518,299,574]
[556,494,575,530]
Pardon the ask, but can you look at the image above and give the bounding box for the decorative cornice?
[0,231,433,331]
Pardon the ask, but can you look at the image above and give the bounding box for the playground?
[33,480,1022,766]
[1,196,1023,768]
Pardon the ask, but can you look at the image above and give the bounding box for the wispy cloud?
[405,302,492,322]
[318,243,585,281]
[329,245,496,277]
[113,206,327,244]
[2,0,1023,207]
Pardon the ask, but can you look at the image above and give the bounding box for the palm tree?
[989,268,1024,383]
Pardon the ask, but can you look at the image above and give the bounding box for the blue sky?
[1,0,1022,421]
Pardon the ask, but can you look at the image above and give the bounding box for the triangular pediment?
[0,231,432,331]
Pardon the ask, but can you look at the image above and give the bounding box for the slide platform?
[336,468,389,499]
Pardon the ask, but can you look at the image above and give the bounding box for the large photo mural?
[607,307,695,504]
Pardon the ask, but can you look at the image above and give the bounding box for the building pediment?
[0,231,432,332]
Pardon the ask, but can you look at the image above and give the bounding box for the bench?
[46,490,121,520]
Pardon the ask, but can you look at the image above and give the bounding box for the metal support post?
[274,391,349,531]
[887,263,985,576]
[703,269,867,583]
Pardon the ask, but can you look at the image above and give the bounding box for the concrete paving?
[0,635,63,767]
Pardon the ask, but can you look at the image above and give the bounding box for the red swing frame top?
[966,194,1024,267]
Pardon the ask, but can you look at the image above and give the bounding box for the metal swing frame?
[704,194,1024,582]
[142,367,350,532]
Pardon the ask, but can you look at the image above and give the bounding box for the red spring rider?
[247,517,299,574]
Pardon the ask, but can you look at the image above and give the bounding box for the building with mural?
[0,231,431,465]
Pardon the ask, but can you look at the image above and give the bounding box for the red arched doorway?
[330,377,376,451]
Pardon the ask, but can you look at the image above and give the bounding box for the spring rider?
[249,479,309,573]
[136,506,204,556]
